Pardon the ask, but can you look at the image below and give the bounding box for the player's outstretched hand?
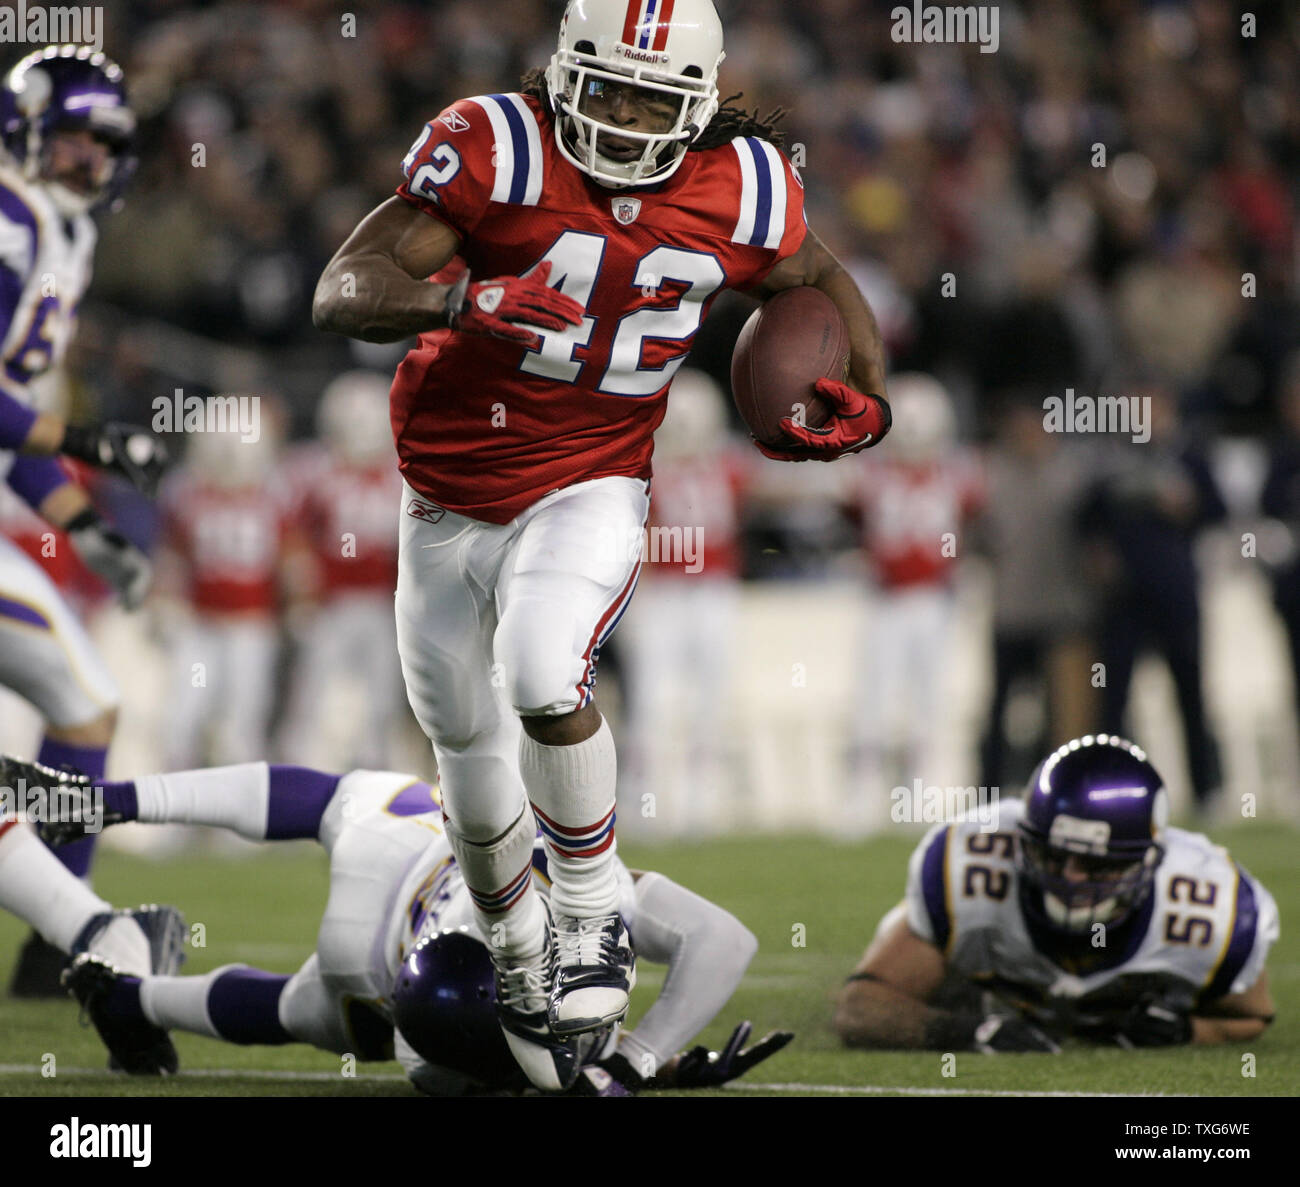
[66,510,153,610]
[446,260,584,350]
[61,423,170,498]
[671,1021,795,1088]
[757,379,892,462]
[972,1013,1061,1054]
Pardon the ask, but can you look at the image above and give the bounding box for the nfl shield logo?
[612,197,642,225]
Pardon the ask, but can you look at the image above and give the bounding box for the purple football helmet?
[1,44,137,214]
[393,926,616,1093]
[392,927,527,1091]
[1017,735,1168,934]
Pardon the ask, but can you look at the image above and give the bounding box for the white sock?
[134,764,270,839]
[0,823,112,951]
[140,969,223,1037]
[443,804,548,961]
[520,717,620,919]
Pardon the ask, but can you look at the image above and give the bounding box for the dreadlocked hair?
[519,70,787,150]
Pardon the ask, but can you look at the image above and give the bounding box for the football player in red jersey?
[313,0,890,1091]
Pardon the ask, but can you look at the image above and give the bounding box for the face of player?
[41,128,114,197]
[578,77,682,161]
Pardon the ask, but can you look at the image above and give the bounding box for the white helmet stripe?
[468,94,544,206]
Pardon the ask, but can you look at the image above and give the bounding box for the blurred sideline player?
[278,372,405,770]
[313,0,890,1087]
[10,754,791,1095]
[0,46,169,994]
[153,414,287,770]
[618,368,749,835]
[845,374,982,829]
[834,736,1278,1052]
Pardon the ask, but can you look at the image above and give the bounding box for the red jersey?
[0,485,101,602]
[856,451,984,590]
[285,444,401,598]
[159,474,288,615]
[644,448,749,580]
[392,92,806,524]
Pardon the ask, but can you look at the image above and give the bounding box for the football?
[730,286,852,447]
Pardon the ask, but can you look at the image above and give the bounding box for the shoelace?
[496,959,551,1012]
[555,917,618,969]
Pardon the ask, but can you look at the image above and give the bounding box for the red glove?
[446,260,584,349]
[755,378,892,462]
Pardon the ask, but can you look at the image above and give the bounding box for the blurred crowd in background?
[3,0,1299,836]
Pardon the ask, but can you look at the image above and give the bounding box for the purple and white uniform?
[897,799,1278,1025]
[0,160,117,727]
[245,767,753,1088]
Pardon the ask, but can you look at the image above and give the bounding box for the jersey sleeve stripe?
[1203,864,1258,1000]
[730,138,758,245]
[502,93,545,206]
[919,825,952,951]
[472,95,542,207]
[756,139,789,249]
[745,139,773,247]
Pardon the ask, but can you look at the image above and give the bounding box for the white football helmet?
[545,0,725,188]
[656,367,727,460]
[886,373,957,463]
[317,370,392,465]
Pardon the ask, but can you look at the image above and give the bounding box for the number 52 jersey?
[902,799,1279,1019]
[391,92,806,524]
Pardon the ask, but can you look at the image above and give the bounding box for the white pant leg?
[0,537,118,727]
[494,476,649,716]
[394,485,525,835]
[210,618,278,764]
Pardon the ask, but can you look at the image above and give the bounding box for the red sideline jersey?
[644,448,749,579]
[284,444,402,597]
[856,452,984,590]
[159,475,288,615]
[392,92,806,523]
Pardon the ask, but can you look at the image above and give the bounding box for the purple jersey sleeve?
[0,388,38,449]
[6,453,71,508]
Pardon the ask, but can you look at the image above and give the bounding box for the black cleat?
[63,954,179,1075]
[9,930,68,999]
[0,754,116,848]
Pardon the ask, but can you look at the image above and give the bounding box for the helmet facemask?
[1017,832,1163,934]
[546,46,720,188]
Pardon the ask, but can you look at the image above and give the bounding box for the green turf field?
[1,825,1295,1097]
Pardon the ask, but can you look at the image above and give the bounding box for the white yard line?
[0,1064,1186,1096]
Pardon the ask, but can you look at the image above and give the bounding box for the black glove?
[927,1010,1061,1053]
[671,1022,795,1088]
[62,423,170,498]
[971,1014,1062,1054]
[66,509,152,610]
[1106,996,1193,1048]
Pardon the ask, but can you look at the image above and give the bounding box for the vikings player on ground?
[312,0,890,1090]
[834,736,1278,1052]
[5,753,791,1094]
[0,46,168,996]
